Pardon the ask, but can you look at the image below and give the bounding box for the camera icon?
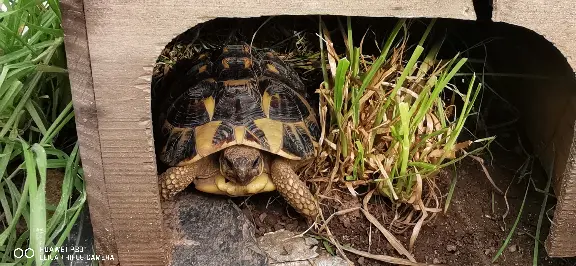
[14,248,35,259]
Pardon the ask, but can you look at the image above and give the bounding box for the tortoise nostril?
[252,157,260,168]
[225,158,233,167]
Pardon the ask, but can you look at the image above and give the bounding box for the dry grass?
[301,17,493,264]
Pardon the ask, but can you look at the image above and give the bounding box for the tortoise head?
[220,145,264,186]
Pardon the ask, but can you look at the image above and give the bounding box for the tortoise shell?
[154,44,320,167]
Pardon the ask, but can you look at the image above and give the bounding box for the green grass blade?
[2,231,17,262]
[534,150,554,265]
[47,143,79,234]
[25,101,48,135]
[418,19,436,47]
[0,139,15,181]
[0,66,9,93]
[25,23,64,38]
[0,10,17,20]
[334,58,350,116]
[40,101,73,144]
[0,159,30,247]
[435,98,447,128]
[0,24,39,57]
[352,141,365,180]
[0,72,41,138]
[0,40,57,65]
[396,102,411,193]
[406,161,437,170]
[29,144,47,266]
[0,183,12,224]
[351,47,360,78]
[0,80,23,114]
[379,45,425,121]
[47,0,62,21]
[417,40,443,78]
[443,165,458,213]
[44,178,85,266]
[43,148,69,160]
[36,64,68,73]
[358,19,405,96]
[441,76,481,163]
[412,57,467,133]
[46,159,67,169]
[492,180,530,262]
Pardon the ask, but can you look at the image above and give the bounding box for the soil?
[235,150,576,266]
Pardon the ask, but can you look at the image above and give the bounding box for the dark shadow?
[473,0,493,21]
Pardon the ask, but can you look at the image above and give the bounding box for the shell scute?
[262,79,311,123]
[154,44,320,166]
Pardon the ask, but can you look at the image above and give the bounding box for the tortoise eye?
[252,157,260,168]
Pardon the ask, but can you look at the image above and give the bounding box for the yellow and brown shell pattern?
[156,44,321,167]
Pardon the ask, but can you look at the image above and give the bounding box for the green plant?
[314,16,493,227]
[0,1,86,265]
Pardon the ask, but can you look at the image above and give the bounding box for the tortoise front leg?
[270,158,319,219]
[159,157,218,199]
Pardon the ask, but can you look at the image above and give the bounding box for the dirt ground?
[235,149,576,266]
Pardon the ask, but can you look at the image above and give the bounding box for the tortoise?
[154,44,321,219]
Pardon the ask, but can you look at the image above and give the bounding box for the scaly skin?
[270,158,318,219]
[159,166,195,199]
[159,156,218,199]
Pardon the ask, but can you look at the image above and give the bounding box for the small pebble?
[357,257,365,265]
[433,258,441,264]
[508,244,517,253]
[446,244,457,252]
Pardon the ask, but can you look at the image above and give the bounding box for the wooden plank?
[493,0,576,257]
[67,0,575,262]
[545,115,576,256]
[76,1,475,264]
[74,0,170,264]
[59,1,119,265]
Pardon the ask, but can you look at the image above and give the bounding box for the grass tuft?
[0,1,85,264]
[312,18,489,203]
[307,17,493,259]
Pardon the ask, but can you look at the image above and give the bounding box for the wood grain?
[60,0,119,265]
[74,1,475,264]
[60,0,576,262]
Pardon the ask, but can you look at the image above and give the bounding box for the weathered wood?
[59,0,119,265]
[72,0,170,264]
[74,1,476,264]
[59,0,576,262]
[493,0,576,257]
